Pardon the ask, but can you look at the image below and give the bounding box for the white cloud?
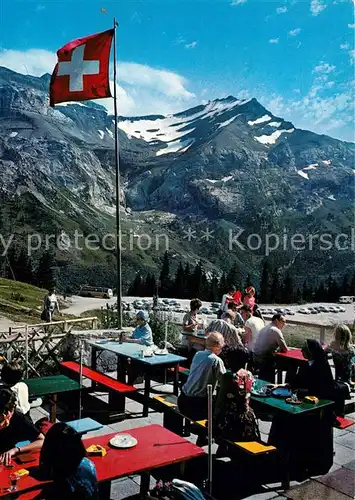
[350,49,355,64]
[313,62,336,74]
[185,41,198,49]
[348,24,355,29]
[0,48,196,117]
[231,0,247,5]
[269,38,280,44]
[340,43,350,49]
[267,96,285,115]
[276,6,288,14]
[288,28,302,36]
[310,0,327,16]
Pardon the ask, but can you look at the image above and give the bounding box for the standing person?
[240,305,264,353]
[181,298,204,355]
[42,288,60,323]
[0,388,44,465]
[326,324,354,383]
[39,422,98,500]
[178,332,226,428]
[253,314,288,382]
[218,286,236,318]
[244,286,256,310]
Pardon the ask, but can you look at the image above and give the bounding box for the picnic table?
[87,340,186,417]
[183,330,207,347]
[251,379,334,489]
[25,375,82,422]
[0,424,205,499]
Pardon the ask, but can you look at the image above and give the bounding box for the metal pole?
[79,339,84,419]
[207,383,213,496]
[113,17,122,329]
[25,325,29,378]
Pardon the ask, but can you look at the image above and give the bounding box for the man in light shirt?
[218,285,236,318]
[43,288,60,322]
[254,314,288,382]
[240,305,264,352]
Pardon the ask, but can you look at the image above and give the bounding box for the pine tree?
[218,272,228,298]
[209,273,219,302]
[174,262,185,298]
[183,264,191,298]
[36,251,56,290]
[159,251,171,297]
[244,273,252,290]
[260,260,271,303]
[282,273,294,304]
[270,268,280,303]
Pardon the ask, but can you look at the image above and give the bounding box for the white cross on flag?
[50,29,114,106]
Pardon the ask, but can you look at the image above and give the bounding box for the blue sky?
[0,0,354,141]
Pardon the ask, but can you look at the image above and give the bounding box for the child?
[1,362,31,419]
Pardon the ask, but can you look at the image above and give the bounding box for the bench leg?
[98,481,111,500]
[143,374,151,418]
[91,347,98,391]
[173,364,180,396]
[50,393,57,423]
[108,390,126,413]
[140,471,150,496]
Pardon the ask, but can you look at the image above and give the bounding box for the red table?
[0,424,205,498]
[274,349,307,383]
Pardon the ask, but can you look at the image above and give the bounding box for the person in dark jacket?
[268,339,335,481]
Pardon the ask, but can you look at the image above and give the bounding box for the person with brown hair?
[326,324,354,383]
[0,387,44,465]
[1,362,31,419]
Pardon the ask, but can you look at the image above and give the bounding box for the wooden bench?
[60,361,136,420]
[152,395,277,458]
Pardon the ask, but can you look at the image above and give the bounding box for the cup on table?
[8,473,19,492]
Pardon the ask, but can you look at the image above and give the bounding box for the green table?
[251,379,334,489]
[251,379,334,414]
[25,375,83,422]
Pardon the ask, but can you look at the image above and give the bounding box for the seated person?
[240,305,264,353]
[326,324,354,383]
[205,312,243,349]
[293,339,347,415]
[214,368,260,456]
[221,302,244,326]
[122,310,154,346]
[269,339,335,480]
[38,422,98,500]
[181,298,204,354]
[0,387,44,465]
[1,362,31,419]
[253,314,288,382]
[178,332,226,425]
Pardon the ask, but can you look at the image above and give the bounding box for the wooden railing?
[0,317,99,377]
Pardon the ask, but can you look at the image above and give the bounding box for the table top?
[250,379,334,415]
[25,375,82,397]
[274,348,306,362]
[0,424,204,497]
[88,340,186,366]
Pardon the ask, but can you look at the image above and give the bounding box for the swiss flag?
[50,29,114,107]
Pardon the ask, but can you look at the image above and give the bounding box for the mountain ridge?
[0,66,354,291]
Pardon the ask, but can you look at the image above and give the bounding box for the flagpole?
[113,17,122,330]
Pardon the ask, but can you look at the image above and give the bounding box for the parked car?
[327,306,339,313]
[298,308,311,314]
[284,308,295,316]
[200,307,212,315]
[317,305,330,312]
[307,307,318,314]
[274,307,285,314]
[336,306,346,312]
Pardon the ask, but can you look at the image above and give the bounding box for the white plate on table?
[155,349,168,356]
[109,434,138,449]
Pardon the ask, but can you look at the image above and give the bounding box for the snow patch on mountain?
[268,121,281,127]
[9,132,18,137]
[156,138,195,156]
[105,127,114,140]
[218,115,239,129]
[328,195,336,201]
[297,170,309,180]
[98,130,104,140]
[254,128,294,145]
[248,115,272,126]
[118,97,248,144]
[303,164,318,170]
[322,160,331,166]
